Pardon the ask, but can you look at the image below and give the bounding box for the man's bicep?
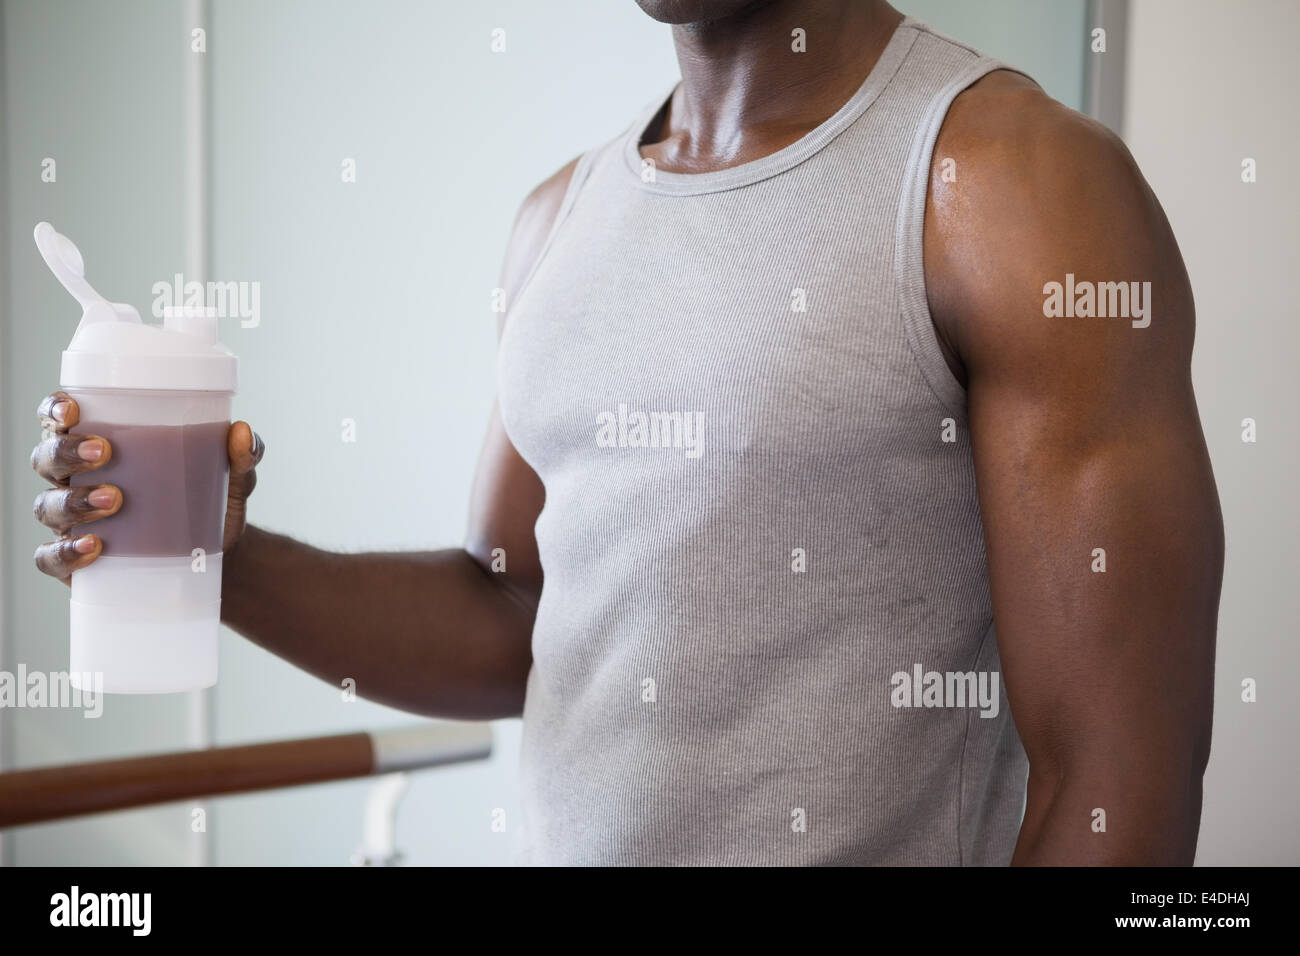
[970,371,1221,776]
[969,325,1221,861]
[465,402,545,605]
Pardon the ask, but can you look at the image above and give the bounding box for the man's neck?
[648,0,903,173]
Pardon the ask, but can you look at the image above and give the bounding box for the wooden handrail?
[0,722,491,829]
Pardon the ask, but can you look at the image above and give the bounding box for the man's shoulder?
[933,69,1138,204]
[923,69,1190,376]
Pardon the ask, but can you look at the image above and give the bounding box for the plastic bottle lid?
[35,222,238,393]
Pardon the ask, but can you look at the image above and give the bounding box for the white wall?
[1123,0,1300,866]
[903,0,1086,107]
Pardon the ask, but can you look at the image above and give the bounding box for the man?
[31,0,1222,865]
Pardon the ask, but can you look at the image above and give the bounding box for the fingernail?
[88,487,116,509]
[73,535,96,554]
[78,439,104,461]
[52,401,70,425]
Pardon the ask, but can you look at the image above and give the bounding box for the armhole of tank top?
[894,55,1009,419]
[509,148,598,315]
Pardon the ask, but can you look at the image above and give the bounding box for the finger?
[37,391,79,434]
[34,534,101,579]
[30,434,112,484]
[228,421,264,474]
[33,485,122,535]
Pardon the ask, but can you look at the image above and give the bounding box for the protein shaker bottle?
[35,222,238,693]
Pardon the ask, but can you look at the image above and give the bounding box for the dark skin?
[32,0,1222,864]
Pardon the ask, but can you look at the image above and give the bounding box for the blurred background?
[1,0,1295,865]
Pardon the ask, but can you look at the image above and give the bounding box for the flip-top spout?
[34,221,141,331]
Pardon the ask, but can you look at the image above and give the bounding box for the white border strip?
[1084,0,1129,134]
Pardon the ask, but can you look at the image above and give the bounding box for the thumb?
[227,421,263,499]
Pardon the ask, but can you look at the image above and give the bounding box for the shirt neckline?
[621,16,920,197]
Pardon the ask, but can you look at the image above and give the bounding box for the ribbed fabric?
[498,17,1029,866]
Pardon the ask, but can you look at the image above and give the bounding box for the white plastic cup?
[66,387,232,693]
[37,223,238,695]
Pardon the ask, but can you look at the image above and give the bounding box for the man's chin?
[633,0,773,27]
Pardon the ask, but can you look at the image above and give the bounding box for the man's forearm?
[1012,760,1204,865]
[220,525,535,719]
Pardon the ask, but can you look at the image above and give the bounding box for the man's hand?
[31,389,263,580]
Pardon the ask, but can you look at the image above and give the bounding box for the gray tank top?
[499,17,1029,865]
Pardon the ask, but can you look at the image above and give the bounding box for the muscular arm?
[221,158,579,720]
[926,75,1223,864]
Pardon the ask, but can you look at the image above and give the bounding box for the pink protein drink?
[36,223,238,693]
